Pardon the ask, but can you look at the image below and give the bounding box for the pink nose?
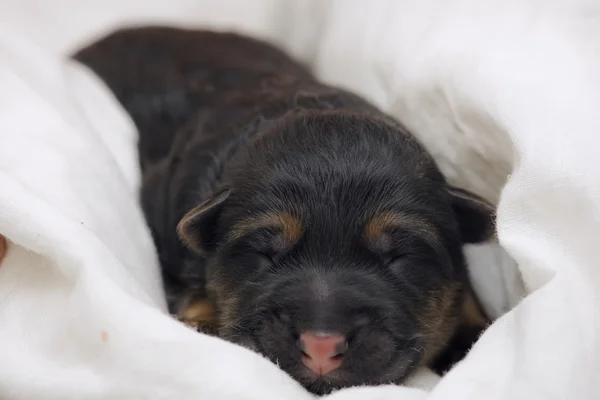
[298,332,347,375]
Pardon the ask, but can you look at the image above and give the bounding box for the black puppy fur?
[73,27,494,395]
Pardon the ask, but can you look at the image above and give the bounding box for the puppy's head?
[178,112,494,395]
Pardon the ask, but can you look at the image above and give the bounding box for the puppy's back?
[73,27,312,166]
[72,26,382,315]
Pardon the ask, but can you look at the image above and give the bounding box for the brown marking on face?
[428,286,490,374]
[0,235,6,264]
[228,211,303,246]
[101,331,109,343]
[418,281,463,365]
[363,211,442,251]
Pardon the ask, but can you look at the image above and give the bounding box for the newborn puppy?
[74,27,493,395]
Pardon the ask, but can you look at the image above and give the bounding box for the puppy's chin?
[300,377,342,396]
[217,313,423,395]
[292,352,418,396]
[294,369,363,396]
[224,332,420,395]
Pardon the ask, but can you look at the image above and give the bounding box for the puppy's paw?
[174,296,217,335]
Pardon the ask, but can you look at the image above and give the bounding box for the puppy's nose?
[298,332,347,375]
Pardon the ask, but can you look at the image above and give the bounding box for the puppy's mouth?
[284,347,417,396]
[301,376,343,396]
[218,316,420,394]
[222,331,345,394]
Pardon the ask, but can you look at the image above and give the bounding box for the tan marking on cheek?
[228,212,303,245]
[364,211,442,250]
[418,282,462,365]
[101,331,109,343]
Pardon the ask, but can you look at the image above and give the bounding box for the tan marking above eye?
[228,211,303,245]
[363,211,442,250]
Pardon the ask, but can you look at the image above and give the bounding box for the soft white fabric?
[0,0,598,399]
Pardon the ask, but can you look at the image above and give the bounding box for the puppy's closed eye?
[386,256,412,274]
[255,252,276,271]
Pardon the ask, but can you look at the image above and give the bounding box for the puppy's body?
[74,27,492,395]
[76,28,375,309]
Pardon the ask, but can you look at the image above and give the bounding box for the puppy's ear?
[447,186,496,244]
[177,187,231,253]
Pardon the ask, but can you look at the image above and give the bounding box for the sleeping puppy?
[73,27,493,395]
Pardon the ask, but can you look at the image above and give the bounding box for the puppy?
[74,26,493,395]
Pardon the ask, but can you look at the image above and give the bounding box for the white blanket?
[0,0,599,399]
